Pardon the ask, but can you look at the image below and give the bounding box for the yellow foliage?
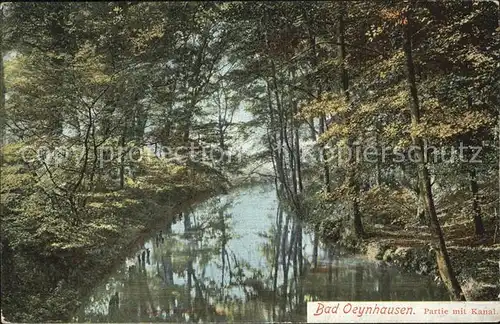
[73,42,112,85]
[318,123,350,143]
[298,93,347,119]
[421,110,493,140]
[4,55,30,88]
[132,24,165,54]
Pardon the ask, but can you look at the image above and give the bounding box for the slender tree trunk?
[290,68,304,195]
[297,223,303,276]
[461,2,487,239]
[291,226,298,310]
[465,96,485,237]
[270,60,295,205]
[266,95,293,212]
[319,117,332,193]
[312,224,320,268]
[294,223,303,308]
[284,221,296,313]
[281,214,290,301]
[49,7,65,137]
[416,177,428,225]
[273,204,283,306]
[220,208,226,290]
[338,2,364,238]
[469,168,485,236]
[287,110,298,198]
[375,121,382,186]
[402,6,465,301]
[309,118,316,141]
[119,131,125,189]
[303,12,328,258]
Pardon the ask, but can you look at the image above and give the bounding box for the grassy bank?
[70,185,227,321]
[1,151,228,322]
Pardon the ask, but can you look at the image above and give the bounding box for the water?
[74,185,449,323]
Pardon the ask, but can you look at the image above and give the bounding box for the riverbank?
[360,219,499,301]
[1,161,228,323]
[68,184,228,321]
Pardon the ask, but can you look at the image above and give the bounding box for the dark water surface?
[74,185,449,323]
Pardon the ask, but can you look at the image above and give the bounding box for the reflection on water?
[74,185,449,323]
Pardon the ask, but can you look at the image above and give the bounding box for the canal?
[74,184,449,322]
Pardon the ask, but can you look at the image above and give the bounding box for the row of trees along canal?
[220,1,499,302]
[1,2,499,320]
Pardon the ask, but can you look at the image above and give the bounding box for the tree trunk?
[416,178,428,225]
[402,5,465,301]
[469,168,485,237]
[292,86,304,194]
[309,118,316,141]
[305,15,326,258]
[219,208,226,289]
[119,132,125,189]
[464,95,485,237]
[291,225,298,310]
[270,59,296,205]
[281,213,290,301]
[375,121,382,186]
[297,222,303,277]
[49,6,66,137]
[312,223,320,268]
[319,117,332,193]
[266,82,284,187]
[285,221,296,312]
[273,204,283,306]
[338,2,364,238]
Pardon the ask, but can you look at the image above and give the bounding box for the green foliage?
[1,0,499,320]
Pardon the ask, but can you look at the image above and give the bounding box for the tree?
[402,3,465,301]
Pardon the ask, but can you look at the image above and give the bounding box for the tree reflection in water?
[75,186,449,323]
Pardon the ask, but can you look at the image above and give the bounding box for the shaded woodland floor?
[363,215,499,300]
